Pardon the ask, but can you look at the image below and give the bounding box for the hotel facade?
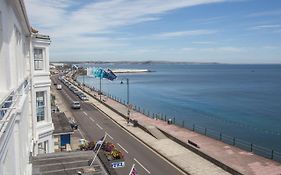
[0,0,54,174]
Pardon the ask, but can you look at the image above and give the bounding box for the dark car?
[69,120,78,130]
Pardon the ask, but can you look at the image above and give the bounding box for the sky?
[24,0,281,63]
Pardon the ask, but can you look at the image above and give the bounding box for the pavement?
[66,76,281,175]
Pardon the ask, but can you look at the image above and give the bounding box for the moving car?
[56,84,62,90]
[71,101,81,109]
[69,119,78,130]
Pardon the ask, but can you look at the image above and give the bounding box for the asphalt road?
[52,75,185,175]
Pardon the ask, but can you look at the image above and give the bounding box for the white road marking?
[134,158,151,174]
[117,143,128,154]
[83,111,88,116]
[78,129,86,139]
[89,117,95,122]
[96,123,103,130]
[105,132,114,140]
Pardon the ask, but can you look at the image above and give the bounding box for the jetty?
[111,69,152,73]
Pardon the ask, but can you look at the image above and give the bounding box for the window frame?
[34,48,44,70]
[36,91,46,122]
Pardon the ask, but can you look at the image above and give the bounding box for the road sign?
[111,161,125,169]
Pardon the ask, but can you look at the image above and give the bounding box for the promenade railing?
[78,81,281,163]
[104,91,281,163]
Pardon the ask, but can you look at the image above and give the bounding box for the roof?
[32,151,108,175]
[34,33,51,40]
[52,112,73,135]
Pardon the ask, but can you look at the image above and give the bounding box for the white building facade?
[0,0,54,174]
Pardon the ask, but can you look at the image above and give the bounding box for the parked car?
[73,90,80,94]
[71,101,81,109]
[81,96,88,101]
[78,93,88,101]
[69,86,75,91]
[76,92,83,96]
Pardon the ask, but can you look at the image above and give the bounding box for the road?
[51,75,186,175]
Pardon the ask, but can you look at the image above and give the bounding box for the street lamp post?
[99,77,102,101]
[82,72,85,90]
[121,78,130,122]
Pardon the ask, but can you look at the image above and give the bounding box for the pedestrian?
[126,117,130,125]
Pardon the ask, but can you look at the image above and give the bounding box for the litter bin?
[167,119,172,125]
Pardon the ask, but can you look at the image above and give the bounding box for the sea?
[77,63,281,153]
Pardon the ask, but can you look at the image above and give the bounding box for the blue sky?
[25,0,281,63]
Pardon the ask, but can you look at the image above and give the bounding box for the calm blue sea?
[77,63,281,152]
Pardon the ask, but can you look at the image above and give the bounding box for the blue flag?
[91,67,117,81]
[105,69,117,81]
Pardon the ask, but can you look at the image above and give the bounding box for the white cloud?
[182,46,243,52]
[248,9,281,18]
[24,0,229,60]
[192,41,216,44]
[153,30,217,39]
[25,0,225,37]
[249,24,281,30]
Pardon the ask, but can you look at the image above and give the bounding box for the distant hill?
[50,60,220,65]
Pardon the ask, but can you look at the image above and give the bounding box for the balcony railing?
[0,79,29,132]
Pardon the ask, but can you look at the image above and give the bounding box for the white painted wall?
[0,0,54,174]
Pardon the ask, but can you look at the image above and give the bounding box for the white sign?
[111,161,125,169]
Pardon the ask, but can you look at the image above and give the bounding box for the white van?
[56,84,62,90]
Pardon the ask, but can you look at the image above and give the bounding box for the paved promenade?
[69,79,281,175]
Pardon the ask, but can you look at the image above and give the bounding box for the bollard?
[250,143,253,152]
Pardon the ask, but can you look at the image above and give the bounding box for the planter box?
[97,151,125,175]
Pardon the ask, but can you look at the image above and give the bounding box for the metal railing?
[103,92,281,163]
[0,79,29,132]
[76,79,281,163]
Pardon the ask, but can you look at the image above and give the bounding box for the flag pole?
[128,164,135,175]
[99,77,102,101]
[90,133,107,166]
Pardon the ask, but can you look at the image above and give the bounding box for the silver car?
[71,101,80,109]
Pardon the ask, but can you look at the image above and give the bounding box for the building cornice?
[18,0,31,34]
